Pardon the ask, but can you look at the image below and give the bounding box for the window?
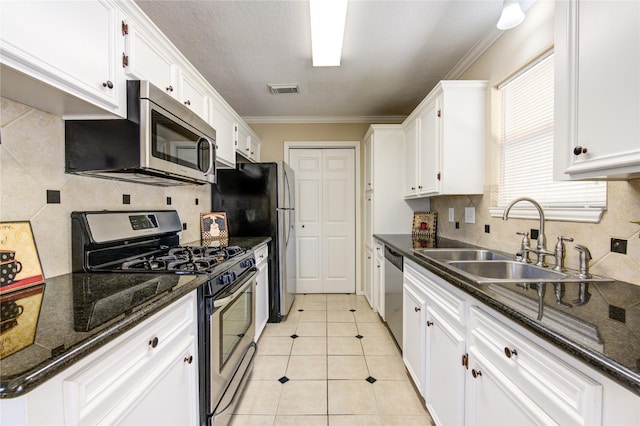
[492,52,606,222]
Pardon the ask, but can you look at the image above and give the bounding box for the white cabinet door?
[402,283,426,395]
[255,244,269,341]
[364,133,374,192]
[104,336,198,426]
[424,307,465,426]
[235,124,252,158]
[364,247,373,307]
[0,0,125,116]
[374,242,384,319]
[179,69,209,121]
[417,96,440,196]
[124,19,177,98]
[403,118,418,197]
[364,192,373,249]
[554,0,640,180]
[465,348,554,426]
[249,138,260,162]
[209,100,236,168]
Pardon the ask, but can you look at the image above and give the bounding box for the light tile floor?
[231,294,435,426]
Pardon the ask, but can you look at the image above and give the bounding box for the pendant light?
[497,0,525,30]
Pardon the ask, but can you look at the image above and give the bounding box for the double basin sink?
[413,248,610,284]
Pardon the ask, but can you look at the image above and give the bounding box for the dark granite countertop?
[374,234,640,396]
[0,236,270,398]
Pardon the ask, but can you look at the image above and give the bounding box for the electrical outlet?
[449,208,455,222]
[611,238,627,254]
[464,207,475,224]
[530,229,539,240]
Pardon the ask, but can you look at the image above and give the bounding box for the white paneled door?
[289,149,355,293]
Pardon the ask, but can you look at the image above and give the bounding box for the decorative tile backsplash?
[430,181,640,286]
[0,98,212,278]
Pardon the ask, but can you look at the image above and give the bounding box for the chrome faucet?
[502,197,553,267]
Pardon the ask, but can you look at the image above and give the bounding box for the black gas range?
[71,210,256,296]
[71,210,258,426]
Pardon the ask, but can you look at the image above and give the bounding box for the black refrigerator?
[212,161,296,322]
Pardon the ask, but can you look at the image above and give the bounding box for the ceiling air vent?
[268,84,300,95]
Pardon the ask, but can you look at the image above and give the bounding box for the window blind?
[498,53,607,210]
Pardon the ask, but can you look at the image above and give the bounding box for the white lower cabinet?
[0,292,199,426]
[464,347,554,425]
[255,243,269,341]
[364,247,374,308]
[402,274,427,395]
[467,306,602,426]
[373,242,384,319]
[425,307,466,426]
[400,259,632,425]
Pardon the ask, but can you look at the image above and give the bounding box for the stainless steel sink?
[413,248,512,262]
[413,248,612,284]
[447,260,568,282]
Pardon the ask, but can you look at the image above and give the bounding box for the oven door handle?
[213,268,258,308]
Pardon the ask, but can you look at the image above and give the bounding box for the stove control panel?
[129,214,159,230]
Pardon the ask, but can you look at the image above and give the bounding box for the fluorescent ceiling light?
[497,0,525,30]
[310,0,348,67]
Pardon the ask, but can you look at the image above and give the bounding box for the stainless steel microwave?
[65,80,217,186]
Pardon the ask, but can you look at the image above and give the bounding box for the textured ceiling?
[134,0,511,122]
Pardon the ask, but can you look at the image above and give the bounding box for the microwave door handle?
[197,138,215,176]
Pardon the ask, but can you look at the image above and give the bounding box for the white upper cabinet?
[364,126,413,247]
[1,0,256,170]
[123,18,178,98]
[403,81,487,198]
[235,123,251,157]
[0,0,126,117]
[554,0,640,180]
[178,68,209,121]
[403,119,418,197]
[235,122,261,162]
[209,100,236,168]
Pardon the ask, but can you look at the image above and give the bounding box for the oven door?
[207,270,257,425]
[141,99,216,184]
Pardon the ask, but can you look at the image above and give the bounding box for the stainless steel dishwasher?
[384,246,403,348]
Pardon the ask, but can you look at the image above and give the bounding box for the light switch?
[448,208,455,222]
[465,207,475,224]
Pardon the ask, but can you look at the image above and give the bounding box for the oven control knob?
[222,273,232,285]
[241,258,256,268]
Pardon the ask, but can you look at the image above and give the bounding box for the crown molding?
[242,115,406,124]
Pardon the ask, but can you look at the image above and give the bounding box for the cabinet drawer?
[255,244,268,265]
[404,260,466,326]
[63,293,197,425]
[468,306,602,425]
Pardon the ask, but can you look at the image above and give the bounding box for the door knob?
[414,307,421,312]
[472,369,482,378]
[573,146,588,155]
[426,321,433,326]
